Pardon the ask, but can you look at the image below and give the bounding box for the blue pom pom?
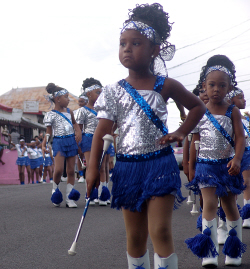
[185,227,218,259]
[99,186,111,201]
[68,189,80,201]
[51,188,63,204]
[196,214,202,232]
[241,204,250,220]
[217,207,226,222]
[90,188,98,201]
[223,228,247,258]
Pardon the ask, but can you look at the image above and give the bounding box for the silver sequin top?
[95,82,169,155]
[75,107,98,134]
[242,118,250,147]
[43,110,74,137]
[193,114,235,160]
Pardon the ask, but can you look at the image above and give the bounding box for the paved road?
[1,172,250,269]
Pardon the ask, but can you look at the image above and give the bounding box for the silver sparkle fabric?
[94,83,169,155]
[43,110,74,136]
[242,118,250,147]
[193,114,235,160]
[75,107,99,134]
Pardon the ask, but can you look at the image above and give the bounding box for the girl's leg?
[53,153,65,184]
[26,165,31,184]
[44,167,48,182]
[242,170,250,200]
[66,156,76,185]
[18,165,25,184]
[48,166,53,182]
[220,192,240,221]
[148,194,175,257]
[35,168,39,183]
[31,169,34,184]
[201,187,218,220]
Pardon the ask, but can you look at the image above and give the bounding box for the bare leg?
[148,194,175,257]
[26,165,31,183]
[31,169,35,183]
[220,192,240,221]
[66,156,76,185]
[53,153,65,184]
[201,187,218,221]
[35,168,39,182]
[243,170,250,200]
[122,204,148,257]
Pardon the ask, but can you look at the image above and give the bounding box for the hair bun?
[46,83,56,94]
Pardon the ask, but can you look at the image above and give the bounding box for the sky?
[0,0,250,131]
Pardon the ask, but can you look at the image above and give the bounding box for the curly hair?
[46,83,64,95]
[195,55,237,91]
[125,3,173,48]
[82,77,102,90]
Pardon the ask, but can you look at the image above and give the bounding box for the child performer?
[186,55,246,267]
[43,83,82,208]
[229,87,250,228]
[11,137,28,184]
[86,3,206,269]
[43,143,54,183]
[75,77,110,206]
[27,140,41,184]
[74,93,88,183]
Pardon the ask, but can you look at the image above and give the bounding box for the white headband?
[84,85,101,93]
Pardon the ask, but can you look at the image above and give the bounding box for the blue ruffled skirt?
[53,134,78,158]
[25,157,30,166]
[111,146,185,212]
[241,147,250,172]
[186,158,246,197]
[16,157,26,166]
[80,133,93,153]
[30,158,40,170]
[45,156,53,166]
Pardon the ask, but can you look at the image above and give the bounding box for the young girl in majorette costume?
[43,83,82,208]
[27,140,41,184]
[75,77,111,206]
[229,87,250,228]
[74,93,88,183]
[43,143,53,183]
[86,3,206,269]
[186,55,247,267]
[11,137,29,185]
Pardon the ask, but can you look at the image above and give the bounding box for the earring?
[151,55,154,59]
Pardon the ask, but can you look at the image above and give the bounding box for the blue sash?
[205,108,234,148]
[118,76,168,136]
[52,108,73,127]
[84,106,97,116]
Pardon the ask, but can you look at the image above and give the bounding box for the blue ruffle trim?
[16,157,26,166]
[111,151,185,212]
[80,133,93,153]
[241,149,250,172]
[186,162,246,197]
[53,134,78,158]
[29,158,41,170]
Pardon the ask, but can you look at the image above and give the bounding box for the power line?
[168,28,250,70]
[176,19,250,51]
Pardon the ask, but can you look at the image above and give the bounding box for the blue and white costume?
[16,144,28,166]
[95,76,185,212]
[27,147,40,170]
[186,105,245,196]
[44,146,53,167]
[37,148,43,166]
[43,108,78,158]
[241,118,250,172]
[75,106,98,153]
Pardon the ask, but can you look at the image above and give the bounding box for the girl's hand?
[227,157,241,176]
[75,130,82,144]
[159,131,184,145]
[86,167,100,198]
[189,168,196,182]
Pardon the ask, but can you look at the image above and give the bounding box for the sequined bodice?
[242,118,250,148]
[95,81,169,155]
[43,110,74,137]
[195,114,235,160]
[75,107,98,134]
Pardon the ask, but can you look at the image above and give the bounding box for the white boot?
[127,250,150,269]
[78,176,85,183]
[202,218,219,268]
[98,181,107,206]
[217,218,228,244]
[51,182,62,207]
[66,183,77,208]
[242,199,250,228]
[224,218,246,266]
[154,253,178,269]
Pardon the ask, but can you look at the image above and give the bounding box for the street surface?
[1,171,250,269]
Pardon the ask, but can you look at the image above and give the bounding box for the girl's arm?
[42,127,52,157]
[21,147,27,156]
[227,107,245,175]
[182,136,190,181]
[174,101,187,121]
[86,118,114,197]
[160,78,206,144]
[70,109,82,144]
[189,133,200,182]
